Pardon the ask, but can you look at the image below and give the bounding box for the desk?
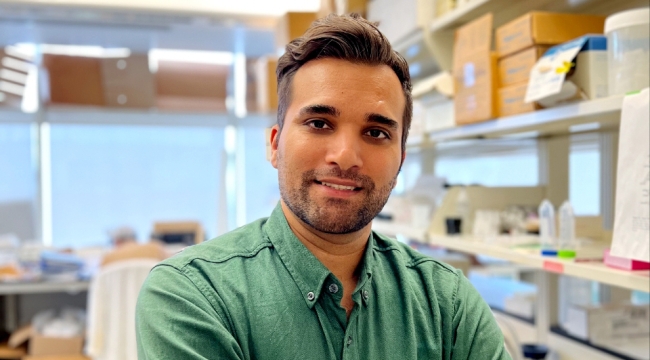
[0,280,90,331]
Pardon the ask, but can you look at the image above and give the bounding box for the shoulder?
[159,218,273,272]
[371,230,460,277]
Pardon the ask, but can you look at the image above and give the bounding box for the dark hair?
[276,13,413,154]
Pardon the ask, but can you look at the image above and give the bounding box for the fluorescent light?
[2,57,31,72]
[0,68,28,84]
[148,49,233,73]
[36,44,131,58]
[5,45,35,61]
[0,81,25,96]
[570,122,600,133]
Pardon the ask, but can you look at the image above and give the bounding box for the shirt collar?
[263,203,378,309]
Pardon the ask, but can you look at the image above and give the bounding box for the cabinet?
[373,0,650,358]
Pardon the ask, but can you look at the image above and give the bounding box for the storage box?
[453,13,498,125]
[275,12,319,52]
[563,303,650,346]
[498,81,541,117]
[8,326,83,357]
[101,54,155,108]
[155,61,228,112]
[496,12,606,57]
[43,55,105,106]
[498,46,549,87]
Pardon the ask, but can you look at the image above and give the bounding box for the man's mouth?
[314,180,362,191]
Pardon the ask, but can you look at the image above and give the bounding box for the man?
[136,14,511,360]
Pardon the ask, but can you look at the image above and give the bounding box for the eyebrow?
[298,104,340,118]
[366,113,399,131]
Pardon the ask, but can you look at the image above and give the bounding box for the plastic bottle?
[456,188,470,235]
[538,199,557,256]
[558,200,576,259]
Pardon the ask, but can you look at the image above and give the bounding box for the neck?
[280,201,370,282]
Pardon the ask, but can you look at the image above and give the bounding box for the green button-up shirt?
[136,204,511,359]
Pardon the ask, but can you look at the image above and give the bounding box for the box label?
[543,260,564,273]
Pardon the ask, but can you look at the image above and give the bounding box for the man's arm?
[136,264,244,359]
[451,271,513,360]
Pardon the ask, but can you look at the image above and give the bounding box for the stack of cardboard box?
[495,12,606,117]
[452,13,498,125]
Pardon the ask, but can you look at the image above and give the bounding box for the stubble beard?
[278,154,397,235]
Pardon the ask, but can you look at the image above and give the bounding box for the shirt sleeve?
[136,264,244,360]
[451,271,513,360]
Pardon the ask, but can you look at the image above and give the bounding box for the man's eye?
[307,120,331,130]
[366,129,389,139]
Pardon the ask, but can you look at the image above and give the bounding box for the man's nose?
[324,130,363,171]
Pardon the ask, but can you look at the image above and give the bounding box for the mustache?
[302,168,375,189]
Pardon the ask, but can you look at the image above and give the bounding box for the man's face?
[270,58,405,235]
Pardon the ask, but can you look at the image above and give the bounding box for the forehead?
[289,58,405,121]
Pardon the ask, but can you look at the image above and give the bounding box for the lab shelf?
[371,221,429,242]
[426,235,650,293]
[428,0,636,34]
[0,279,89,295]
[408,95,623,148]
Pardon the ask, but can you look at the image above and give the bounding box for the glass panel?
[569,141,600,216]
[241,126,280,223]
[49,124,224,248]
[0,123,37,241]
[435,152,539,187]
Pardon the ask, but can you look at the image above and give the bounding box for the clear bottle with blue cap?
[538,199,557,256]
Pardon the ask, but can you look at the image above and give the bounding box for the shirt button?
[307,292,315,301]
[362,289,369,300]
[328,284,339,294]
[346,336,353,347]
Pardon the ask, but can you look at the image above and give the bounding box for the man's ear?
[269,124,280,169]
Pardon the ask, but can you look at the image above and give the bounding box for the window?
[0,123,37,241]
[241,125,280,223]
[569,133,600,216]
[434,139,539,187]
[49,124,224,248]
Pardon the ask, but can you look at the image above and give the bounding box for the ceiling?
[0,0,321,56]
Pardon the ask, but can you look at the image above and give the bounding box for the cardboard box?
[453,13,498,125]
[498,46,549,87]
[435,0,456,18]
[563,303,650,346]
[155,61,228,112]
[498,81,541,117]
[275,12,319,52]
[496,12,606,57]
[8,326,83,358]
[42,55,105,106]
[101,54,155,108]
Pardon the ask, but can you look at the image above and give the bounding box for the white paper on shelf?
[525,38,585,103]
[611,88,650,262]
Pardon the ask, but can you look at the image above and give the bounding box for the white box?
[563,303,650,345]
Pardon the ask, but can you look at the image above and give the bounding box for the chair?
[86,259,159,360]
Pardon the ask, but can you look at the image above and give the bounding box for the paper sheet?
[611,88,650,262]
